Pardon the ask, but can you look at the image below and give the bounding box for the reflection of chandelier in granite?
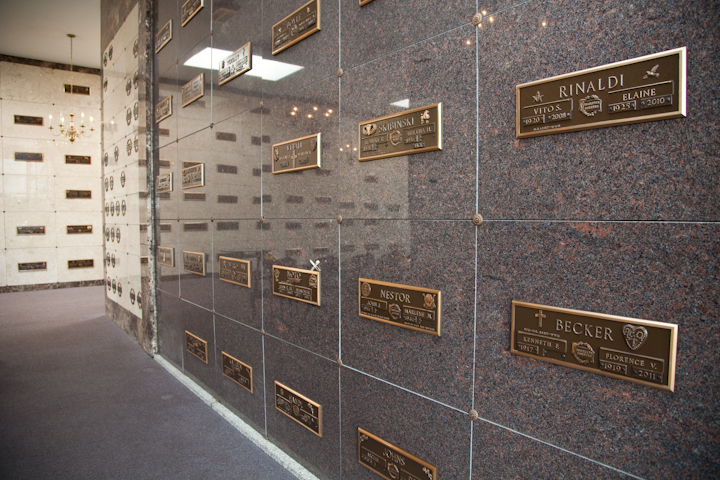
[48,34,94,143]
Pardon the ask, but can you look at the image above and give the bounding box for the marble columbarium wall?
[0,61,103,290]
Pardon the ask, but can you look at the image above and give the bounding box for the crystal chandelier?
[48,34,94,143]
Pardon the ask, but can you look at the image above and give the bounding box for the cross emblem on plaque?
[535,309,546,328]
[290,149,298,166]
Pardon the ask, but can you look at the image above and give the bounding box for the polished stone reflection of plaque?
[272,0,320,55]
[19,262,47,271]
[359,103,443,161]
[158,246,175,267]
[272,266,320,306]
[219,256,251,287]
[64,84,90,95]
[272,133,321,174]
[68,259,94,269]
[15,152,43,162]
[155,20,172,53]
[65,155,91,164]
[14,115,43,126]
[155,96,172,123]
[17,226,45,235]
[358,279,442,336]
[274,381,321,436]
[66,190,91,199]
[183,251,206,276]
[66,225,93,234]
[183,222,208,231]
[181,73,204,107]
[511,301,678,391]
[516,47,686,138]
[181,0,204,26]
[182,163,205,189]
[156,172,173,193]
[185,331,208,363]
[219,43,252,85]
[221,352,253,392]
[358,428,437,480]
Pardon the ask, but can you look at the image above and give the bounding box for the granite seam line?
[262,335,269,438]
[471,226,479,412]
[337,0,342,69]
[154,355,320,480]
[176,123,212,143]
[264,331,337,365]
[338,223,342,359]
[214,310,263,334]
[256,72,338,108]
[468,422,475,480]
[179,296,213,312]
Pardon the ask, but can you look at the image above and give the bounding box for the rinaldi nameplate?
[359,279,441,336]
[219,43,252,85]
[158,246,175,267]
[181,0,203,25]
[182,163,205,189]
[272,265,320,306]
[155,96,172,123]
[181,73,204,107]
[272,0,320,55]
[272,133,321,173]
[358,428,437,480]
[15,152,43,162]
[274,381,321,436]
[511,301,678,391]
[185,331,208,363]
[66,190,91,199]
[65,155,91,164]
[219,256,251,287]
[67,225,93,234]
[222,352,253,392]
[359,103,442,161]
[157,172,173,193]
[17,226,45,235]
[516,47,686,138]
[19,262,46,271]
[68,259,94,269]
[155,20,172,53]
[183,251,206,276]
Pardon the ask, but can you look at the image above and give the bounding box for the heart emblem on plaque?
[623,324,648,350]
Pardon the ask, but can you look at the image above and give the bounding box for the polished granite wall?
[150,0,719,478]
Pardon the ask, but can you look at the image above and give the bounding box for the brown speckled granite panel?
[177,38,212,140]
[154,0,179,74]
[178,219,213,311]
[156,65,178,148]
[158,290,183,366]
[177,127,213,220]
[181,299,218,392]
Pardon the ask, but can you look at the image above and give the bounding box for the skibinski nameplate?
[275,381,321,436]
[272,265,320,306]
[359,279,442,336]
[358,428,437,480]
[222,352,253,393]
[219,256,251,288]
[272,133,321,173]
[272,0,320,55]
[185,331,208,363]
[219,43,252,85]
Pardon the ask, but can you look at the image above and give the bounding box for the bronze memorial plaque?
[63,84,90,95]
[67,225,93,234]
[65,155,91,164]
[181,73,204,107]
[181,163,205,189]
[68,259,94,269]
[185,331,208,363]
[156,172,173,193]
[511,301,678,391]
[272,0,320,55]
[155,96,173,123]
[17,226,45,235]
[358,279,442,336]
[358,428,437,480]
[359,0,375,5]
[516,47,686,138]
[219,43,252,85]
[359,103,442,162]
[66,190,91,199]
[14,115,43,126]
[219,256,251,288]
[158,246,175,267]
[183,251,206,276]
[272,266,320,306]
[19,262,47,271]
[181,0,204,26]
[15,152,43,162]
[274,382,321,436]
[155,20,172,53]
[272,133,321,174]
[221,352,253,392]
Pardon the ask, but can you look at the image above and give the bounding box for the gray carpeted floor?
[0,286,296,480]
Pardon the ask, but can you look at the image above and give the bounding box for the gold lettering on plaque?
[359,279,441,336]
[272,133,321,173]
[181,73,204,107]
[272,0,321,55]
[274,381,322,436]
[272,266,320,306]
[358,428,437,480]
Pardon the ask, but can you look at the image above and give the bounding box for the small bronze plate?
[15,152,43,162]
[516,47,686,138]
[511,301,678,391]
[63,84,90,95]
[68,259,94,269]
[272,265,320,306]
[274,381,321,436]
[219,42,252,85]
[181,0,204,26]
[183,222,208,231]
[17,226,45,235]
[359,0,375,5]
[182,163,205,189]
[156,172,173,193]
[272,133,321,174]
[183,193,205,201]
[19,262,46,271]
[14,115,43,126]
[181,73,204,107]
[358,428,437,480]
[183,251,206,276]
[65,155,91,164]
[67,225,93,234]
[158,246,175,267]
[359,103,442,162]
[155,96,172,123]
[185,331,208,363]
[221,352,253,392]
[358,279,441,336]
[66,190,91,199]
[219,256,251,287]
[272,0,320,55]
[155,20,172,53]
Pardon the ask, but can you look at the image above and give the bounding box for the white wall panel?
[2,137,56,176]
[5,247,58,286]
[56,245,103,283]
[55,211,103,247]
[54,176,100,212]
[3,174,55,212]
[4,211,55,249]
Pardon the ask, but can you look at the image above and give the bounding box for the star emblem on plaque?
[532,91,543,102]
[623,324,648,350]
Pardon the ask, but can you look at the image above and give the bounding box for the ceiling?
[0,0,101,69]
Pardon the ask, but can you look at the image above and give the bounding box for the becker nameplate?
[14,115,43,126]
[155,20,172,53]
[181,0,204,26]
[358,279,441,336]
[181,73,204,107]
[516,47,686,138]
[359,103,442,162]
[358,428,437,480]
[66,190,91,199]
[272,265,320,306]
[19,262,46,271]
[157,172,173,193]
[67,225,93,234]
[219,256,251,287]
[274,382,321,436]
[15,152,43,162]
[182,163,205,189]
[68,259,94,269]
[183,251,206,276]
[155,96,172,123]
[17,226,45,235]
[65,155,91,164]
[219,42,252,85]
[158,246,175,267]
[511,301,678,391]
[272,0,320,55]
[272,133,321,174]
[221,352,253,392]
[185,331,208,363]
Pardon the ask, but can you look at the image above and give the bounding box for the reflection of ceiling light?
[390,99,410,108]
[184,48,232,69]
[184,48,303,81]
